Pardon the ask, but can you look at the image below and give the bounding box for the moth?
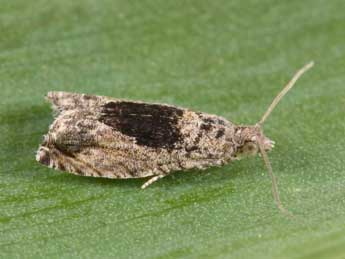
[36,62,314,213]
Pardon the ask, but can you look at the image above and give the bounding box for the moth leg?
[141,174,165,189]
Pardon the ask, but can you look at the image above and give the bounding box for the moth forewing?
[37,93,239,186]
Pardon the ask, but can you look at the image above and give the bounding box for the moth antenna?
[257,135,293,218]
[258,61,314,126]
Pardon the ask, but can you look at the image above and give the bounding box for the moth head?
[235,126,274,158]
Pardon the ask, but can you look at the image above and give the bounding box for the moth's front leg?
[141,174,166,189]
[141,164,174,189]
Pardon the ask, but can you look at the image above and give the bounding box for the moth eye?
[244,143,258,153]
[245,145,254,152]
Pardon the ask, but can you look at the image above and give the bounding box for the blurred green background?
[1,0,345,258]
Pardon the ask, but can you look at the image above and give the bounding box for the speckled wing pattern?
[36,92,238,181]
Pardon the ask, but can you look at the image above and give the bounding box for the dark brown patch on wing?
[200,123,212,131]
[202,118,216,124]
[82,94,98,101]
[54,144,77,158]
[99,101,184,149]
[194,132,202,145]
[185,146,199,152]
[216,128,225,138]
[217,119,226,126]
[200,117,224,132]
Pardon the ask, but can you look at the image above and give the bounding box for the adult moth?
[36,62,314,213]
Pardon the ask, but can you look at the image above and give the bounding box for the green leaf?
[1,1,345,258]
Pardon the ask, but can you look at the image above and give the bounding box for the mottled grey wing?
[37,92,236,179]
